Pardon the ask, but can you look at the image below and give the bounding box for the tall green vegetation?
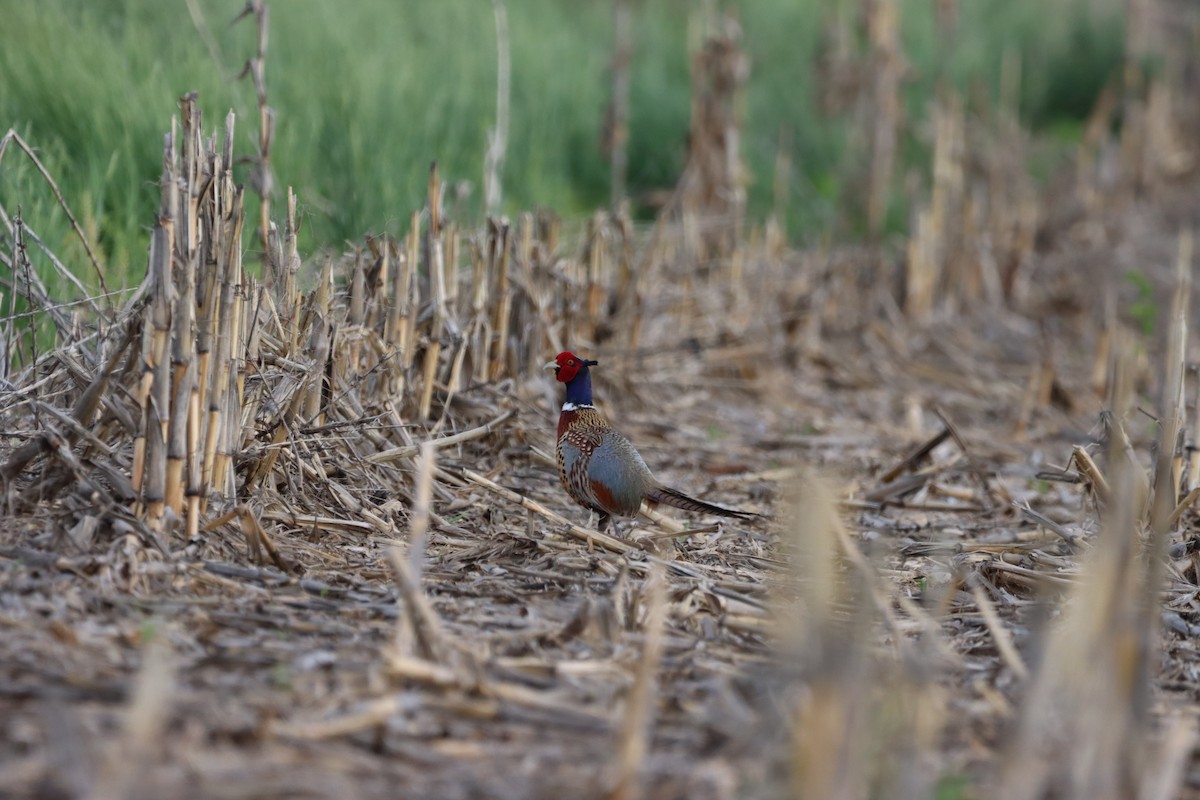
[0,0,1123,287]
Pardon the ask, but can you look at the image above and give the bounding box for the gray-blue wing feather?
[588,433,655,516]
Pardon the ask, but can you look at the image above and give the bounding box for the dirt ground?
[3,171,1200,800]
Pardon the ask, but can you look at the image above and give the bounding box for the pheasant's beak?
[542,360,558,372]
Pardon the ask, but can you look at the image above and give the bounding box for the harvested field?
[4,4,1200,800]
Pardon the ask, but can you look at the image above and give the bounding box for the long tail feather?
[645,486,757,519]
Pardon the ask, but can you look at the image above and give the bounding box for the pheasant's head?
[544,351,598,384]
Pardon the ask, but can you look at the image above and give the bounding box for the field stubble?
[3,15,1200,800]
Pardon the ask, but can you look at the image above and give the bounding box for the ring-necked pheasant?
[545,351,756,531]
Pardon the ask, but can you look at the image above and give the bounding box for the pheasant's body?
[546,351,755,530]
[557,404,655,519]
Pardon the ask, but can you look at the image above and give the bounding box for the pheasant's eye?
[567,359,575,366]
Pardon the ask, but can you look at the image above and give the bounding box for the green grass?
[0,0,1124,289]
[1125,270,1159,336]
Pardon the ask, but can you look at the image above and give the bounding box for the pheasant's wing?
[587,430,656,517]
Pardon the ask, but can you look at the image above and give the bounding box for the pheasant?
[545,351,756,531]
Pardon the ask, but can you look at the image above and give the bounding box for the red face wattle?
[551,351,600,383]
[554,351,584,383]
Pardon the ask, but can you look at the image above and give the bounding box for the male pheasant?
[545,351,755,531]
